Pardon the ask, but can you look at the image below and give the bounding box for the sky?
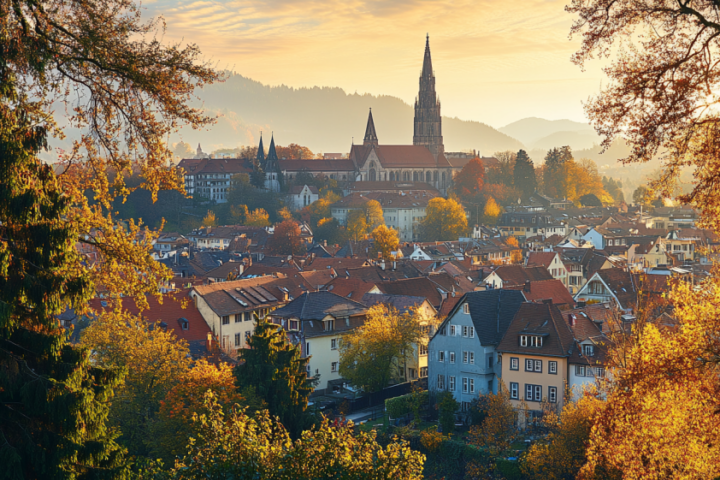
[143,0,607,128]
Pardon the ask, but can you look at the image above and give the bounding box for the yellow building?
[497,302,575,417]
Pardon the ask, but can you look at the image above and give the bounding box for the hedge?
[385,390,429,419]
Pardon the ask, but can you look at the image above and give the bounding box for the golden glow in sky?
[144,0,606,127]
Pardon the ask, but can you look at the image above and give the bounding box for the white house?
[288,185,319,210]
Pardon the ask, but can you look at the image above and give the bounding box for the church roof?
[422,34,433,78]
[266,134,278,162]
[257,134,265,162]
[279,158,355,172]
[351,144,450,168]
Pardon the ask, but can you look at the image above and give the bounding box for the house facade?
[428,290,525,410]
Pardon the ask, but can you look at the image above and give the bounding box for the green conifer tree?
[513,149,537,197]
[235,318,317,438]
[0,60,127,479]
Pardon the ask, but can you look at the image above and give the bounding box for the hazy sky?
[144,0,606,128]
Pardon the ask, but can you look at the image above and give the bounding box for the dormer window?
[530,336,543,347]
[324,320,335,332]
[520,335,528,347]
[583,344,594,356]
[463,303,470,314]
[289,320,299,331]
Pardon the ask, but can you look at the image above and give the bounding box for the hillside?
[500,117,600,151]
[176,72,523,154]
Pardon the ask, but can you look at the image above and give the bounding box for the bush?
[385,390,429,420]
[496,459,523,480]
[437,391,459,434]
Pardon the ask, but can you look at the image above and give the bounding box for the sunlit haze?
[144,0,606,128]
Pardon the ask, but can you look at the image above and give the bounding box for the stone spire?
[266,133,278,163]
[256,132,265,165]
[413,34,443,157]
[363,108,378,146]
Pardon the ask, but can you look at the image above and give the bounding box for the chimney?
[380,260,386,270]
[206,332,213,351]
[323,239,327,247]
[524,280,531,292]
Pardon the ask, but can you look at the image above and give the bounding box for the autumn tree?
[307,191,341,225]
[347,209,369,242]
[245,208,271,227]
[452,157,486,198]
[278,206,293,221]
[0,0,218,475]
[513,149,537,195]
[482,196,502,225]
[370,225,400,260]
[274,143,314,160]
[202,210,217,227]
[339,304,424,395]
[149,360,262,463]
[363,199,385,230]
[314,217,347,246]
[542,146,573,199]
[268,219,305,256]
[506,236,523,264]
[419,197,468,241]
[235,319,316,439]
[81,310,192,456]
[167,392,425,479]
[522,393,614,480]
[486,150,516,186]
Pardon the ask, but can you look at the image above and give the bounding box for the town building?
[288,185,319,210]
[177,157,253,203]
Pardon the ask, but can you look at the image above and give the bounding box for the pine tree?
[0,64,127,479]
[235,319,317,438]
[513,149,537,197]
[251,162,266,189]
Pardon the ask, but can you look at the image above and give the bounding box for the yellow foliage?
[483,196,502,224]
[202,210,217,227]
[278,206,293,221]
[370,224,400,260]
[420,428,443,453]
[245,208,270,227]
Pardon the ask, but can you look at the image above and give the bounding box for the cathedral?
[349,34,453,192]
[260,35,455,194]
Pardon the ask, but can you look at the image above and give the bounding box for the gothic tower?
[256,132,265,167]
[413,34,443,158]
[363,108,379,146]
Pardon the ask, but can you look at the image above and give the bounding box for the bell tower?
[413,34,444,157]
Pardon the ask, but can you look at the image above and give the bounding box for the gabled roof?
[289,185,319,194]
[497,303,575,357]
[271,291,367,320]
[376,277,445,308]
[526,251,558,268]
[507,279,575,306]
[324,277,378,299]
[363,108,378,145]
[488,265,554,286]
[279,158,356,172]
[361,293,434,314]
[589,268,637,310]
[446,289,526,346]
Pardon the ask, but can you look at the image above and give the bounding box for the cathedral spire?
[256,132,265,164]
[266,132,278,162]
[363,108,378,146]
[414,34,443,157]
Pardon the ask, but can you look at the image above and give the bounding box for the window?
[419,344,428,356]
[222,315,230,325]
[487,355,494,368]
[289,319,299,331]
[534,385,542,402]
[586,367,594,376]
[526,384,533,401]
[235,333,241,347]
[525,359,534,372]
[464,351,474,364]
[583,344,594,356]
[534,360,542,372]
[450,325,457,336]
[470,379,475,393]
[234,314,242,323]
[462,325,468,337]
[520,335,528,347]
[331,338,337,350]
[449,351,455,363]
[437,375,445,390]
[463,303,470,314]
[245,313,252,322]
[510,357,519,370]
[510,382,519,399]
[470,352,475,364]
[549,386,557,403]
[420,367,428,378]
[331,362,338,372]
[487,379,493,393]
[306,342,310,355]
[439,351,445,362]
[462,377,469,393]
[549,361,558,374]
[530,336,543,347]
[575,365,585,377]
[324,320,334,331]
[468,326,475,338]
[596,367,605,378]
[449,376,456,391]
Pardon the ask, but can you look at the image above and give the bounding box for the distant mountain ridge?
[177,72,523,155]
[499,117,601,151]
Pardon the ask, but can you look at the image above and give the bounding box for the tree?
[513,149,537,195]
[542,146,573,199]
[506,236,523,264]
[419,197,468,241]
[202,210,217,227]
[487,151,516,187]
[274,143,314,160]
[278,206,293,221]
[579,193,603,207]
[436,391,459,434]
[363,199,385,230]
[250,163,266,189]
[268,219,305,256]
[307,191,341,225]
[245,208,270,227]
[339,304,424,395]
[370,225,400,260]
[81,310,192,456]
[167,392,425,479]
[452,157,486,198]
[1,0,218,475]
[172,141,194,160]
[482,196,502,225]
[347,209,369,242]
[235,319,316,439]
[314,217,347,246]
[633,185,653,207]
[522,393,613,480]
[230,204,249,224]
[150,360,262,463]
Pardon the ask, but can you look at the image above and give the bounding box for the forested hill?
[179,72,523,155]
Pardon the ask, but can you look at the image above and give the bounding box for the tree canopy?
[419,197,468,241]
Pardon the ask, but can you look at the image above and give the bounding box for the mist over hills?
[500,117,601,152]
[176,72,523,155]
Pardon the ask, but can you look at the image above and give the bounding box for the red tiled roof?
[304,257,370,271]
[507,279,575,306]
[279,158,355,172]
[526,252,558,268]
[497,303,575,357]
[376,277,444,308]
[324,277,378,299]
[491,265,554,286]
